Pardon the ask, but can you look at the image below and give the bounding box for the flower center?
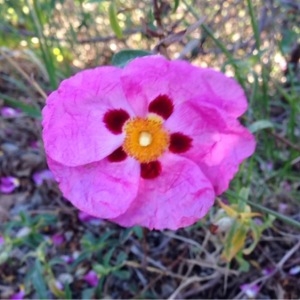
[139,131,152,147]
[123,117,169,163]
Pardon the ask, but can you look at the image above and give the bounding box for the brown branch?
[270,131,300,152]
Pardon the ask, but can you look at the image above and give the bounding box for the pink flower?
[84,270,99,287]
[42,55,255,230]
[0,176,20,194]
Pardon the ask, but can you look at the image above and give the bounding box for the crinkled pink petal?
[121,55,247,117]
[111,153,215,230]
[121,56,169,116]
[165,101,255,195]
[42,67,133,167]
[47,156,140,219]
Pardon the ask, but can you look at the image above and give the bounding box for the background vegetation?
[0,0,299,298]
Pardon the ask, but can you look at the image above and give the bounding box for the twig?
[167,274,221,299]
[0,49,47,100]
[163,231,215,262]
[77,28,142,44]
[234,239,300,299]
[124,260,186,280]
[186,259,239,276]
[270,131,300,152]
[182,274,222,298]
[277,239,300,269]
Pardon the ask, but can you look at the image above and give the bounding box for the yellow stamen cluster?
[123,117,170,163]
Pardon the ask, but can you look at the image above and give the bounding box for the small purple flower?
[1,107,21,117]
[10,289,25,300]
[262,267,275,276]
[84,270,99,287]
[32,169,54,186]
[51,233,65,246]
[240,283,260,298]
[16,227,31,238]
[278,203,288,214]
[78,211,102,225]
[289,265,300,275]
[61,255,74,264]
[0,235,4,246]
[29,140,39,149]
[54,280,63,290]
[253,218,263,226]
[0,176,20,194]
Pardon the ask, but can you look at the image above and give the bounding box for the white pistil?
[139,131,152,147]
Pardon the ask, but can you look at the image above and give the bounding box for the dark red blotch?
[103,109,130,134]
[107,147,127,162]
[140,161,162,179]
[169,132,192,153]
[148,95,174,120]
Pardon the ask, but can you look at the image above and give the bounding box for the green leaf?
[116,251,128,265]
[113,270,131,280]
[108,1,123,39]
[82,288,95,300]
[132,226,144,239]
[103,247,115,267]
[112,49,152,67]
[94,264,111,276]
[31,260,48,299]
[248,120,274,133]
[0,93,41,118]
[235,252,250,272]
[173,0,180,12]
[247,200,300,230]
[85,0,109,3]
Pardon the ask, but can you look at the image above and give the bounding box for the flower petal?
[42,67,133,167]
[0,176,20,194]
[32,169,54,186]
[47,156,140,219]
[84,270,99,287]
[165,101,255,195]
[121,56,170,117]
[121,55,247,117]
[111,153,215,230]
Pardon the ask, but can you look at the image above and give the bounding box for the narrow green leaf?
[132,226,144,239]
[112,49,152,67]
[0,93,41,118]
[246,0,260,50]
[247,200,300,230]
[248,120,274,133]
[103,247,115,267]
[31,261,48,299]
[108,2,123,39]
[113,270,131,280]
[173,0,180,12]
[86,0,108,3]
